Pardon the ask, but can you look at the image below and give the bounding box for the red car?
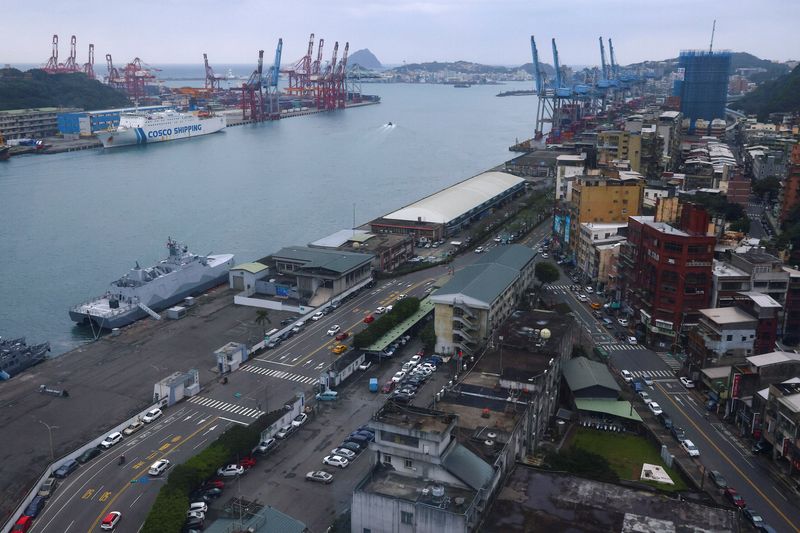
[363,315,375,324]
[335,332,350,341]
[11,516,32,533]
[202,479,225,490]
[381,380,395,394]
[724,488,746,508]
[239,456,257,470]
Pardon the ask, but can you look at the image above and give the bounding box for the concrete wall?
[351,491,467,533]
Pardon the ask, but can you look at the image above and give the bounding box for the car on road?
[331,447,357,459]
[541,252,548,258]
[743,508,765,527]
[363,315,374,323]
[577,294,589,302]
[385,305,394,313]
[148,459,170,476]
[657,412,673,429]
[52,459,79,478]
[327,325,341,335]
[358,360,372,371]
[306,470,334,484]
[23,496,46,518]
[217,464,245,477]
[323,455,349,468]
[638,391,651,404]
[724,487,746,508]
[316,390,339,401]
[238,456,257,470]
[392,371,406,383]
[709,470,728,489]
[620,369,633,383]
[375,306,386,314]
[590,302,601,310]
[332,344,348,354]
[679,377,695,388]
[123,420,145,436]
[335,332,349,341]
[585,286,593,293]
[617,318,629,327]
[100,431,123,449]
[681,439,700,457]
[77,447,102,464]
[752,440,773,454]
[142,408,163,423]
[474,246,484,253]
[100,511,122,530]
[292,413,308,428]
[671,426,686,442]
[627,336,638,345]
[254,438,277,454]
[312,311,324,321]
[276,425,294,439]
[37,477,58,498]
[648,402,663,416]
[642,375,653,386]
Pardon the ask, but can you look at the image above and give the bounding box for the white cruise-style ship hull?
[96,113,225,148]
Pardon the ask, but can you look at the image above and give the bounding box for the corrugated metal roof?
[574,399,643,421]
[442,442,494,491]
[232,262,268,274]
[272,246,373,274]
[477,244,535,272]
[431,263,518,307]
[309,229,371,248]
[383,171,524,224]
[563,357,621,394]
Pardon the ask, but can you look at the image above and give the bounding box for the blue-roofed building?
[57,106,170,137]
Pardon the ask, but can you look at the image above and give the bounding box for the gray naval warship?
[69,237,235,330]
[0,337,50,380]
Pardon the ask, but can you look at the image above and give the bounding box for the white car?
[306,470,334,484]
[541,253,548,258]
[391,371,406,383]
[189,502,208,513]
[585,286,593,293]
[642,375,653,386]
[397,294,407,301]
[648,402,663,416]
[577,294,588,302]
[327,325,341,336]
[148,459,170,476]
[323,455,350,468]
[474,246,484,253]
[410,355,422,365]
[621,369,633,383]
[681,439,700,457]
[276,425,294,439]
[187,510,205,521]
[679,377,695,389]
[217,464,245,477]
[639,391,651,404]
[375,306,386,314]
[628,336,638,345]
[331,447,357,459]
[358,360,372,371]
[100,511,122,530]
[385,305,393,313]
[142,408,162,423]
[617,318,629,327]
[100,432,123,449]
[311,312,324,321]
[292,413,308,428]
[402,362,415,372]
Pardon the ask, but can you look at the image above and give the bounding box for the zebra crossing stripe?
[187,395,265,418]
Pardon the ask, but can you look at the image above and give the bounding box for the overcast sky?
[3,0,798,67]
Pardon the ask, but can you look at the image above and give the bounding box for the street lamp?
[38,420,59,462]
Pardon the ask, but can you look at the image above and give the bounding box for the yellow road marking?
[656,384,800,532]
[81,489,94,500]
[87,416,219,532]
[98,491,112,502]
[158,443,170,452]
[132,460,145,470]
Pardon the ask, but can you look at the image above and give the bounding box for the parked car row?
[388,352,441,404]
[321,426,376,473]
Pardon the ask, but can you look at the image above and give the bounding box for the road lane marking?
[98,491,112,502]
[81,489,95,500]
[130,493,143,507]
[655,383,800,533]
[64,521,74,532]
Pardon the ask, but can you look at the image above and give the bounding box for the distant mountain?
[518,62,556,77]
[731,65,800,120]
[626,52,789,81]
[390,61,543,76]
[0,68,130,111]
[349,49,382,70]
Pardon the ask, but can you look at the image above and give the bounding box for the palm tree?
[255,309,272,338]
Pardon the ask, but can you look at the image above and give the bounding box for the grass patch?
[571,427,688,492]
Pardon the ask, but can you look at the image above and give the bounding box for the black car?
[657,412,673,429]
[184,516,204,531]
[77,447,103,464]
[194,487,223,501]
[280,318,293,326]
[23,495,46,518]
[52,459,79,478]
[752,440,773,454]
[670,426,686,442]
[339,441,364,454]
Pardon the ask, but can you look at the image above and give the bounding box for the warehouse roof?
[477,244,535,271]
[309,229,372,248]
[431,263,519,309]
[563,357,621,394]
[269,246,373,274]
[383,171,524,224]
[574,399,643,422]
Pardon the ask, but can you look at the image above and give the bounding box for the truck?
[369,378,378,393]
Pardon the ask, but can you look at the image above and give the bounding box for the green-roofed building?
[563,356,621,400]
[430,244,536,356]
[228,262,269,292]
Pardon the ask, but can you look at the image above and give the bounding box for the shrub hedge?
[353,297,420,349]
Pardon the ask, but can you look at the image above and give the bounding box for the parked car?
[724,487,746,508]
[148,459,170,476]
[375,306,386,314]
[192,487,222,501]
[238,456,257,470]
[292,413,308,428]
[217,464,245,477]
[363,315,375,324]
[100,511,122,531]
[620,369,633,383]
[123,420,145,436]
[77,447,102,464]
[671,426,686,442]
[331,447,357,459]
[52,459,79,478]
[312,311,324,321]
[657,412,673,429]
[358,360,372,371]
[648,402,663,416]
[381,380,395,394]
[142,408,163,423]
[23,496,46,518]
[306,470,334,484]
[709,470,728,489]
[37,477,58,498]
[323,455,349,468]
[316,390,338,401]
[189,502,208,514]
[11,516,32,533]
[276,425,294,439]
[752,440,773,454]
[617,318,629,327]
[577,294,589,302]
[743,508,765,527]
[100,432,123,449]
[254,438,277,454]
[681,439,700,457]
[679,377,695,388]
[335,332,350,341]
[638,391,651,404]
[338,441,363,454]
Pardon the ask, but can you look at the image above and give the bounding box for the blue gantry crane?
[265,38,282,118]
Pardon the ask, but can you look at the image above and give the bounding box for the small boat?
[387,122,393,127]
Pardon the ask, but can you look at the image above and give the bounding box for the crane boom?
[270,38,282,87]
[609,39,618,79]
[551,38,562,89]
[599,37,608,81]
[312,39,325,75]
[530,36,544,94]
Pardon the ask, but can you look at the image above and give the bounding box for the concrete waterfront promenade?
[0,286,265,522]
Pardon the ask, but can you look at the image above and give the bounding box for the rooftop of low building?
[372,403,456,435]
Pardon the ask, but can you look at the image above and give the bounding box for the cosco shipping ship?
[95,109,225,148]
[69,238,234,329]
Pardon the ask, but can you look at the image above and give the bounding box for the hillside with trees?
[731,65,800,120]
[0,68,130,111]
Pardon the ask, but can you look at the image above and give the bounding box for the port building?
[309,229,414,272]
[369,171,526,240]
[0,107,81,139]
[57,106,171,137]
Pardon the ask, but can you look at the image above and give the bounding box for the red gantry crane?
[43,34,59,73]
[83,44,95,79]
[203,53,224,90]
[241,49,264,121]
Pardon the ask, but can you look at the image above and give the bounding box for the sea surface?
[0,81,539,355]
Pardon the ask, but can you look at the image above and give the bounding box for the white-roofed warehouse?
[369,171,526,239]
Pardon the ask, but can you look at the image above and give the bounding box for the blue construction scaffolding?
[675,50,731,130]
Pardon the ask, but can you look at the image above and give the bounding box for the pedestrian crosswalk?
[242,364,319,385]
[188,395,265,419]
[627,369,675,379]
[657,352,683,372]
[604,343,640,352]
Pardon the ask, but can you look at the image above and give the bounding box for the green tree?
[535,261,560,286]
[420,321,436,352]
[255,309,271,338]
[752,176,781,201]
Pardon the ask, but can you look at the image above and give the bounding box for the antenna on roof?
[709,19,716,53]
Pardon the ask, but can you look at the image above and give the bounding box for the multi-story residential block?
[555,153,587,202]
[780,145,800,224]
[575,222,626,280]
[729,249,789,334]
[687,307,758,370]
[762,380,800,470]
[711,260,752,308]
[597,130,642,172]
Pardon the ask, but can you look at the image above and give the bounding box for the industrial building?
[57,106,170,137]
[369,171,526,240]
[0,107,81,139]
[674,50,731,129]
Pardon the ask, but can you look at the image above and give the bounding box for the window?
[401,511,413,525]
[364,530,372,533]
[383,454,392,465]
[405,459,413,469]
[742,336,747,342]
[726,335,733,341]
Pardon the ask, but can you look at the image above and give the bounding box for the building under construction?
[674,50,731,129]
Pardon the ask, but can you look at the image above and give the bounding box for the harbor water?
[0,81,538,355]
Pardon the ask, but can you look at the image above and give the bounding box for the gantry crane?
[241,50,264,121]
